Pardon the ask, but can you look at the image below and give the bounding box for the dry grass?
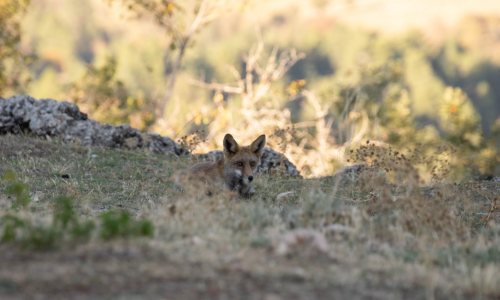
[1,134,500,299]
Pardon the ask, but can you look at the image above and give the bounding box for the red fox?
[176,134,266,197]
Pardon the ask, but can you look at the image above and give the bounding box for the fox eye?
[250,162,256,167]
[236,162,243,166]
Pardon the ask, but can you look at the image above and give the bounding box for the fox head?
[222,134,266,196]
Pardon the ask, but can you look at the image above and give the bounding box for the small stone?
[271,228,332,258]
[191,236,205,246]
[324,224,354,233]
[276,191,294,204]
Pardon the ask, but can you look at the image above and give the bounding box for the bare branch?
[271,49,306,81]
[188,78,244,94]
[227,65,242,82]
[191,42,305,109]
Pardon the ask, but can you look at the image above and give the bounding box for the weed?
[99,210,154,240]
[1,171,154,250]
[177,130,207,154]
[53,196,76,229]
[1,214,26,242]
[3,170,31,209]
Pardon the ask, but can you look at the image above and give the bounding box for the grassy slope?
[0,134,499,300]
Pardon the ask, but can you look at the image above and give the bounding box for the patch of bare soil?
[0,243,374,300]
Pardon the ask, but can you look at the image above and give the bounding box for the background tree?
[67,57,155,131]
[0,0,32,96]
[108,0,248,120]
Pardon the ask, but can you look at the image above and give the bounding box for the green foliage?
[440,87,483,149]
[51,196,96,242]
[109,0,177,35]
[1,171,154,251]
[0,0,33,96]
[1,214,26,242]
[110,0,246,47]
[3,170,31,209]
[53,196,76,229]
[67,57,155,130]
[335,62,431,146]
[107,0,248,119]
[99,210,154,240]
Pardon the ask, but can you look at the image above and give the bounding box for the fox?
[176,134,266,198]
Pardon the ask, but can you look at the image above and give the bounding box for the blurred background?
[1,0,500,178]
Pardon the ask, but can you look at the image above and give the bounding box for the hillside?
[1,131,500,299]
[1,2,500,297]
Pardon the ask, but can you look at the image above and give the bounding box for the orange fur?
[176,134,266,197]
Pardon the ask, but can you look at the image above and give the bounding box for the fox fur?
[176,134,266,197]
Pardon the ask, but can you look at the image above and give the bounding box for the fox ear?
[250,135,266,157]
[223,134,240,156]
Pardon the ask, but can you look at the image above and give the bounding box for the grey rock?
[0,95,186,155]
[0,95,301,176]
[321,164,370,184]
[276,191,295,204]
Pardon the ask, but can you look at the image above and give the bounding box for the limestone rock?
[276,191,295,204]
[0,95,185,155]
[321,164,370,184]
[0,95,301,176]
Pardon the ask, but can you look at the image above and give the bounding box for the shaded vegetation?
[0,134,499,299]
[1,167,154,251]
[0,0,32,95]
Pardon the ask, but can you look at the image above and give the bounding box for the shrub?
[3,170,31,209]
[1,172,154,251]
[99,210,154,240]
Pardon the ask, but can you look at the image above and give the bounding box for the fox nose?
[248,176,254,182]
